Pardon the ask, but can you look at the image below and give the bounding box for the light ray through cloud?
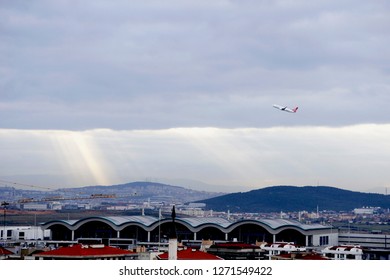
[1,125,389,193]
[49,130,114,186]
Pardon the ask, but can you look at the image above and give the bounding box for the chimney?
[168,237,178,260]
[168,205,177,260]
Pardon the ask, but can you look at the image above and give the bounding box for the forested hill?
[196,186,390,212]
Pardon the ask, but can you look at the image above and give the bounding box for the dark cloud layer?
[1,0,390,129]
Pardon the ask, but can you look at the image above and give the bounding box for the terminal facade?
[3,216,390,259]
[40,215,337,248]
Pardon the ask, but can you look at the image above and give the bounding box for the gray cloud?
[1,0,390,129]
[1,1,390,192]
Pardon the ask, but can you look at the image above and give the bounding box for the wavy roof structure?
[42,215,331,234]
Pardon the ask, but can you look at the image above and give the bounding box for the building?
[260,242,307,260]
[40,215,337,249]
[5,213,390,260]
[1,226,50,243]
[156,248,223,260]
[321,245,363,260]
[353,207,379,215]
[206,242,264,260]
[338,232,390,260]
[33,243,137,260]
[271,252,329,260]
[339,232,390,249]
[20,203,49,211]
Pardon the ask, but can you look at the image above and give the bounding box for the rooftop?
[0,247,14,256]
[34,244,136,259]
[156,248,223,260]
[210,242,261,249]
[41,215,330,233]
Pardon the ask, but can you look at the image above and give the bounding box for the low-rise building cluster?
[1,213,390,260]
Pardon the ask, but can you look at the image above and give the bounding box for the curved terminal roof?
[42,215,159,231]
[41,215,332,234]
[257,218,327,230]
[178,217,232,229]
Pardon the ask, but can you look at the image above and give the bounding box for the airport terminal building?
[41,215,337,248]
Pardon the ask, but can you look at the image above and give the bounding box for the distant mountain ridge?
[59,181,224,203]
[0,181,224,205]
[3,182,390,212]
[196,185,390,212]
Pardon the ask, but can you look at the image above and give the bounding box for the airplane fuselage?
[273,104,298,113]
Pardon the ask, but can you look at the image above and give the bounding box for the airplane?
[273,104,298,113]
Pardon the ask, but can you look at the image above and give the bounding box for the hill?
[0,181,224,206]
[196,185,390,212]
[58,181,224,203]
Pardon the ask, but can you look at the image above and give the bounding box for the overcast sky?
[1,0,390,193]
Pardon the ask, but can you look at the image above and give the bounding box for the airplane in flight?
[273,104,298,113]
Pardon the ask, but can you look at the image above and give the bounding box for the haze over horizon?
[1,1,390,194]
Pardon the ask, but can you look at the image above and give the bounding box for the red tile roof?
[34,244,136,259]
[157,248,223,260]
[0,247,14,255]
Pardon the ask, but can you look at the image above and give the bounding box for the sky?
[1,0,390,193]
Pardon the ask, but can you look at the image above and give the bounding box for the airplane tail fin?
[293,107,298,112]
